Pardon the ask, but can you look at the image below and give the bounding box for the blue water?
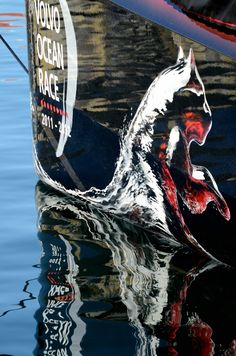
[1,1,236,356]
[0,1,40,354]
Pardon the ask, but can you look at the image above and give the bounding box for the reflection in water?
[0,279,37,318]
[35,181,236,355]
[35,233,85,356]
[0,13,25,28]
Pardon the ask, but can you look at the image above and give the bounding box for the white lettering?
[37,68,60,102]
[38,67,44,91]
[55,41,64,69]
[34,0,61,33]
[46,3,53,30]
[36,34,64,70]
[34,0,40,25]
[40,1,46,27]
[47,38,52,65]
[36,33,43,60]
[48,284,70,297]
[54,7,60,34]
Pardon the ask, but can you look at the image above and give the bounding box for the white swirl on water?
[34,47,216,256]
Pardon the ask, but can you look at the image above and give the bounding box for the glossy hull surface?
[26,0,236,265]
[109,0,236,58]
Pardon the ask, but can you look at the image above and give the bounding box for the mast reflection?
[34,181,236,355]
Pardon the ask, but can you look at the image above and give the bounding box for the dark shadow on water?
[33,181,236,356]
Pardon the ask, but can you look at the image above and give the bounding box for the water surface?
[0,1,236,356]
[0,2,39,354]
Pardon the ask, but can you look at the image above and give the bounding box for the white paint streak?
[56,0,78,157]
[166,126,180,164]
[34,47,217,254]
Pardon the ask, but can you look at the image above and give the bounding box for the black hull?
[26,0,236,265]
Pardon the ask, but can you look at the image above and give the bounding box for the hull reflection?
[26,0,236,265]
[35,181,236,355]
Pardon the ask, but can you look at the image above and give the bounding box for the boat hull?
[26,0,236,265]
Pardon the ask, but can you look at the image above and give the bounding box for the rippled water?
[0,1,39,355]
[0,0,40,355]
[34,182,236,356]
[1,1,236,355]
